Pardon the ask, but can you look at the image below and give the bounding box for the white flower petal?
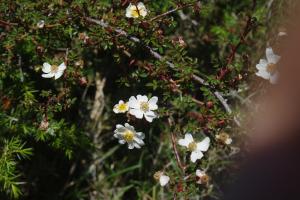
[266,47,280,64]
[196,137,210,152]
[196,169,204,177]
[128,96,139,109]
[191,151,204,163]
[58,62,66,71]
[178,133,194,147]
[42,73,55,78]
[256,61,268,70]
[129,108,144,119]
[256,70,270,80]
[270,71,279,84]
[128,143,135,149]
[137,2,147,17]
[144,111,156,122]
[136,132,145,139]
[148,96,158,110]
[113,106,119,113]
[125,4,134,18]
[118,140,126,144]
[225,138,233,145]
[124,123,135,131]
[159,175,170,186]
[133,143,141,149]
[134,136,144,146]
[54,70,64,79]
[116,124,124,129]
[137,95,148,102]
[42,63,52,73]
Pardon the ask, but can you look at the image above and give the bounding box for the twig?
[171,132,185,172]
[84,17,240,126]
[148,1,200,22]
[224,16,253,68]
[0,19,17,27]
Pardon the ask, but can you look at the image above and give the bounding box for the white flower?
[113,100,129,113]
[196,169,209,184]
[114,123,145,149]
[278,31,287,37]
[41,62,66,80]
[216,132,232,145]
[178,133,210,163]
[128,95,158,122]
[154,171,170,187]
[126,2,147,18]
[37,20,45,28]
[256,47,281,84]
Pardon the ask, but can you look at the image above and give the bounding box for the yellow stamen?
[153,171,162,180]
[123,130,134,142]
[51,65,59,73]
[266,63,277,74]
[140,102,149,112]
[188,142,197,151]
[200,174,210,184]
[118,103,128,112]
[217,132,229,143]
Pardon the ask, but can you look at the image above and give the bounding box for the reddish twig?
[171,132,185,172]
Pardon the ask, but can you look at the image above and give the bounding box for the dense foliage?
[0,0,288,199]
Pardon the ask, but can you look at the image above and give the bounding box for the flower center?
[266,63,277,74]
[132,9,140,17]
[123,130,134,142]
[140,101,149,112]
[200,174,209,184]
[218,133,229,141]
[153,171,162,180]
[51,65,59,73]
[118,103,128,112]
[188,142,197,151]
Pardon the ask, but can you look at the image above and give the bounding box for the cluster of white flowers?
[256,47,281,84]
[113,95,158,122]
[112,95,158,149]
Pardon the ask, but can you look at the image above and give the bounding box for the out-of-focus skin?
[250,9,300,151]
[223,3,300,200]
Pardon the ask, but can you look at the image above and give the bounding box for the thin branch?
[84,17,240,126]
[0,19,17,27]
[171,132,185,172]
[148,1,200,22]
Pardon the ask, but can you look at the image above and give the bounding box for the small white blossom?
[196,169,209,185]
[216,132,232,145]
[154,171,170,187]
[278,31,287,37]
[113,100,129,113]
[256,47,281,84]
[126,2,147,18]
[128,95,158,122]
[114,123,145,149]
[37,20,45,28]
[41,62,66,80]
[178,133,210,163]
